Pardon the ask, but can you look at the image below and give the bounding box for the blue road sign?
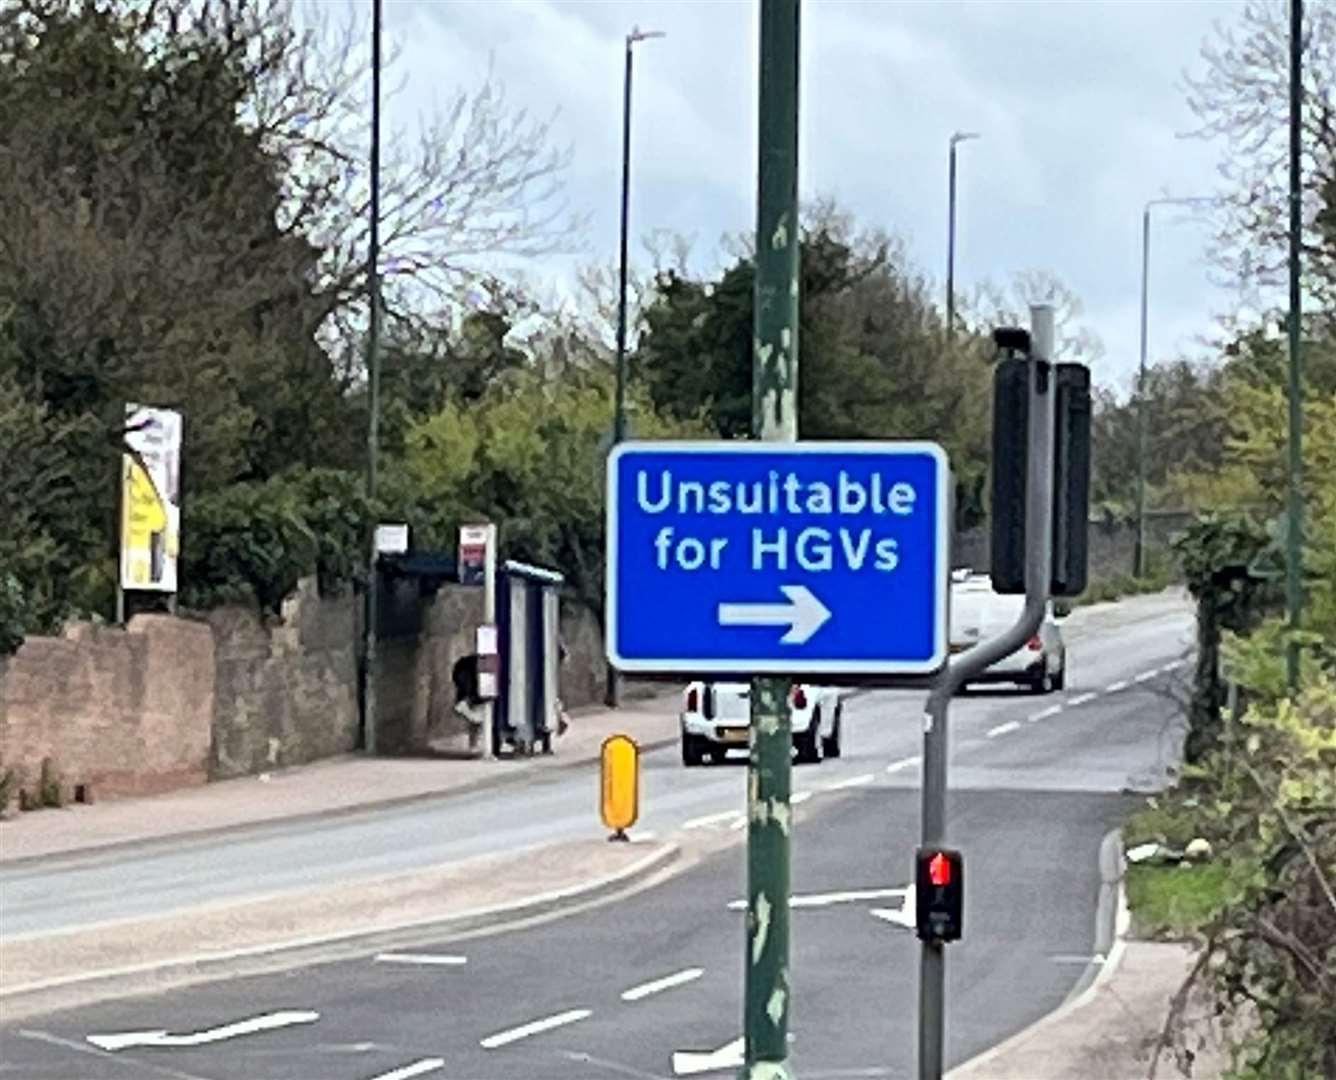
[605,441,950,677]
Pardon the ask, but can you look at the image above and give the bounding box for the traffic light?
[988,329,1092,596]
[915,846,964,943]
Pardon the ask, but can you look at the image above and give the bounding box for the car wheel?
[796,711,824,764]
[681,733,704,767]
[822,708,843,759]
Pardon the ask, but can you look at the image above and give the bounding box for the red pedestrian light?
[928,851,952,886]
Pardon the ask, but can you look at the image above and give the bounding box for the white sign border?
[605,439,951,676]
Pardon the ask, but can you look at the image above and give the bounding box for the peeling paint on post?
[745,2,799,1078]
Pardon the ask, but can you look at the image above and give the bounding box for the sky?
[369,0,1249,394]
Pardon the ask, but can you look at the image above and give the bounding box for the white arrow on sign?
[87,1010,319,1051]
[718,585,831,645]
[672,1036,744,1076]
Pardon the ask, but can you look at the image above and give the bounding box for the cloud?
[366,0,1245,386]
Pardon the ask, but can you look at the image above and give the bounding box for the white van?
[679,682,844,766]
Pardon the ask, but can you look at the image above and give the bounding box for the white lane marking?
[88,1011,319,1051]
[727,887,907,911]
[728,814,749,831]
[1068,692,1098,706]
[21,1029,214,1080]
[870,888,916,929]
[620,967,704,1002]
[986,721,1022,738]
[366,1060,446,1080]
[823,772,874,791]
[791,789,814,805]
[886,755,920,773]
[1029,705,1062,723]
[1162,659,1186,672]
[375,953,467,966]
[683,810,739,831]
[1133,670,1157,684]
[479,1009,591,1050]
[672,1036,744,1076]
[1106,680,1130,693]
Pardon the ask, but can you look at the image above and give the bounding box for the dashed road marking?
[791,790,814,805]
[1068,692,1098,706]
[375,953,467,967]
[1029,705,1063,723]
[823,772,874,791]
[1106,680,1130,693]
[620,967,704,1002]
[1133,670,1157,684]
[480,1009,591,1050]
[986,720,1022,738]
[366,1060,446,1080]
[683,810,739,831]
[885,755,919,773]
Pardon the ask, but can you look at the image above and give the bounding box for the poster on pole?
[119,404,182,593]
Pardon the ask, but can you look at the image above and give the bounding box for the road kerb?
[946,829,1130,1079]
[0,842,680,1021]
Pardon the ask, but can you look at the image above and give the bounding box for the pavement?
[0,589,1227,1078]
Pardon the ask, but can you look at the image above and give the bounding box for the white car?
[679,682,844,766]
[949,573,1067,693]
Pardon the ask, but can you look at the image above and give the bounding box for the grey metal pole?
[945,133,978,344]
[613,38,634,447]
[1135,206,1151,579]
[946,142,958,342]
[745,2,800,1076]
[917,304,1057,1080]
[1285,0,1304,690]
[361,0,384,755]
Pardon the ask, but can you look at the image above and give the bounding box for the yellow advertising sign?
[119,405,182,593]
[600,734,640,837]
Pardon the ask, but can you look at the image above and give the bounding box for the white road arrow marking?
[87,1010,319,1051]
[871,888,916,929]
[727,886,908,911]
[672,1036,744,1076]
[718,585,831,645]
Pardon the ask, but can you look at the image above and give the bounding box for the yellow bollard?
[600,734,639,841]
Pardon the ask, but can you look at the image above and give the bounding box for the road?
[0,593,1194,1078]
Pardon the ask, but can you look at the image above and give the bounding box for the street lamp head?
[950,131,981,147]
[628,26,666,45]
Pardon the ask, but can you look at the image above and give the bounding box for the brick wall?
[207,579,360,779]
[0,615,214,801]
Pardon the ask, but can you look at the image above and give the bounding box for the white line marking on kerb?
[683,810,738,831]
[375,953,467,967]
[824,772,874,791]
[1068,692,1098,706]
[1029,705,1062,723]
[480,1009,591,1050]
[1105,680,1129,693]
[366,1060,446,1080]
[621,968,704,1002]
[886,756,920,773]
[987,721,1021,738]
[1134,670,1157,683]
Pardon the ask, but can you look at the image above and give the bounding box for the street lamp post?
[607,26,663,710]
[612,27,665,445]
[1134,195,1215,579]
[945,132,979,343]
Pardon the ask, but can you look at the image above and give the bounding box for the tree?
[1186,0,1336,306]
[634,209,995,526]
[968,269,1105,364]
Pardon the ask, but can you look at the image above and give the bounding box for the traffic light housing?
[915,846,964,943]
[989,330,1092,596]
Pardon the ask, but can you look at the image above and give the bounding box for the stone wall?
[206,579,360,779]
[0,615,215,801]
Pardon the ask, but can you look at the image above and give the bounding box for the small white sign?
[476,624,498,655]
[375,523,409,554]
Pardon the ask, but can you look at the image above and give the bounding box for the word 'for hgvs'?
[638,468,918,574]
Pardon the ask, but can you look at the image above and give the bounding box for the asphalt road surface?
[0,593,1195,1079]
